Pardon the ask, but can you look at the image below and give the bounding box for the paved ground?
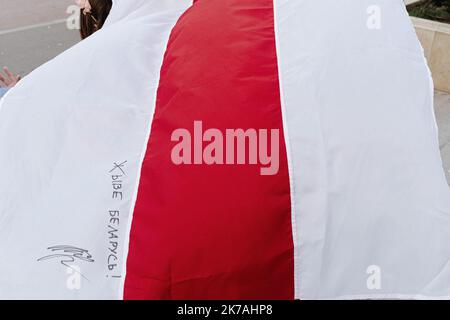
[1,0,449,185]
[0,0,79,75]
[435,91,450,184]
[0,0,74,30]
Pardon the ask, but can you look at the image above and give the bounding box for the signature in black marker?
[38,245,95,280]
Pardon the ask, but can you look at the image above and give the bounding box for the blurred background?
[0,0,79,75]
[0,0,449,184]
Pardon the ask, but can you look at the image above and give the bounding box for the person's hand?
[0,67,21,88]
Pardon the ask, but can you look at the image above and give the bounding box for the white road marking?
[0,19,67,36]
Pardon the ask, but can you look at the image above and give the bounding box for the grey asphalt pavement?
[0,0,74,30]
[0,0,79,75]
[0,22,80,76]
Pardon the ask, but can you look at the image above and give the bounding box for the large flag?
[0,0,449,300]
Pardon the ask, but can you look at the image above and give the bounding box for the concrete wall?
[410,17,450,93]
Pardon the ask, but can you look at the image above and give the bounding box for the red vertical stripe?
[124,0,294,299]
